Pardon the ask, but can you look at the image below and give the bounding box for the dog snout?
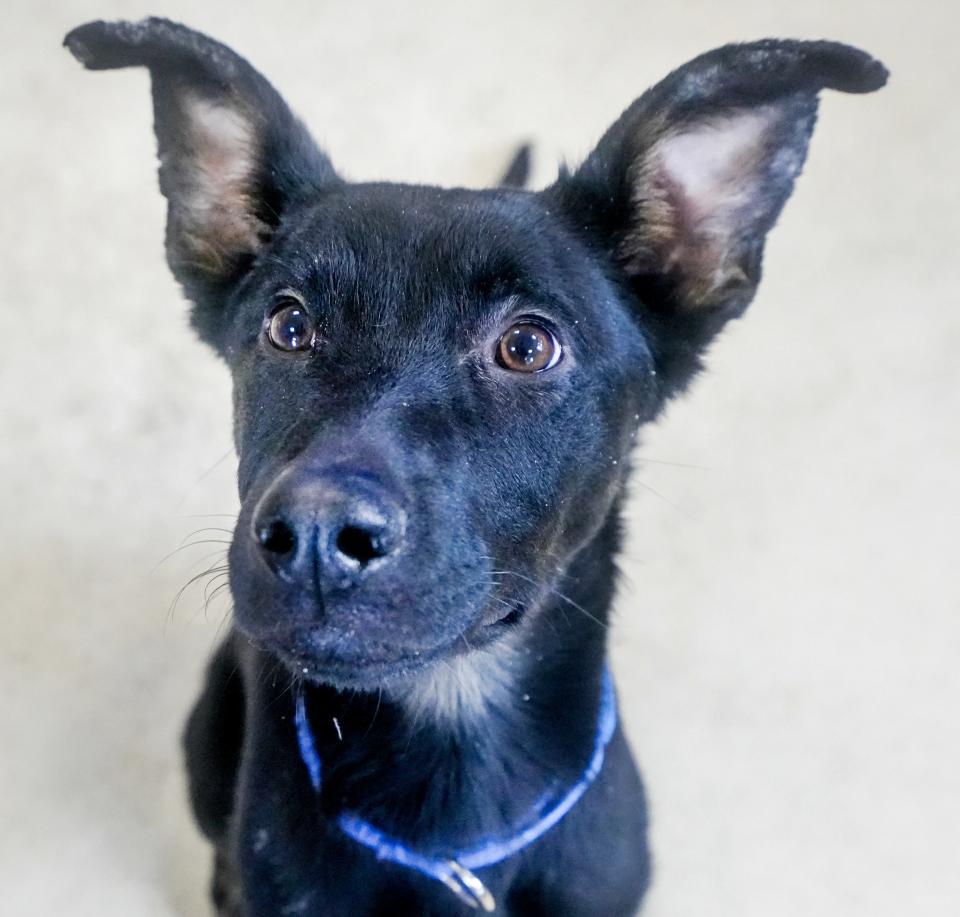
[251,468,407,590]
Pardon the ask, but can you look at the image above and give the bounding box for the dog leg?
[183,634,246,846]
[211,848,247,917]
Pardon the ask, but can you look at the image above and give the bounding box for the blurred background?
[1,0,957,914]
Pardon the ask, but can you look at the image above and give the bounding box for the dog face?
[66,20,886,689]
[221,184,653,686]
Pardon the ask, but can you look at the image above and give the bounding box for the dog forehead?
[301,180,539,235]
[278,182,566,299]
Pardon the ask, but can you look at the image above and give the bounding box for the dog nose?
[251,472,406,590]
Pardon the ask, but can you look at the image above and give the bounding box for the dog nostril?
[257,519,297,556]
[335,525,385,568]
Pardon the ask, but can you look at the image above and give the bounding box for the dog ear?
[547,40,886,387]
[65,18,338,343]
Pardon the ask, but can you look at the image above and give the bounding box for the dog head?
[66,19,886,689]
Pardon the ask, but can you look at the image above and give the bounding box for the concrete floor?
[2,0,957,914]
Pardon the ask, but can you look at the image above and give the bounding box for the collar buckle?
[441,860,496,912]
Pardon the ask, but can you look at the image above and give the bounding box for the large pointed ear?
[547,40,886,383]
[64,18,339,342]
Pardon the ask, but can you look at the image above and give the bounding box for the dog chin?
[280,640,460,691]
[242,599,527,692]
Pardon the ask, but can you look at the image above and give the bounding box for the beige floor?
[2,0,958,914]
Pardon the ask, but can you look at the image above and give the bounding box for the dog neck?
[386,635,526,728]
[279,513,623,852]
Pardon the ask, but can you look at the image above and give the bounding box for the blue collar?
[294,667,617,912]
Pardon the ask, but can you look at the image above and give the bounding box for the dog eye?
[496,321,562,373]
[266,298,316,352]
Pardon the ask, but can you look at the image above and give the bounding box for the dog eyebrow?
[461,255,560,312]
[295,244,360,306]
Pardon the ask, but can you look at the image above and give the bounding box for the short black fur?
[65,18,886,916]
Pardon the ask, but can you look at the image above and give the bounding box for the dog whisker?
[360,688,383,740]
[635,455,710,471]
[180,526,236,540]
[632,478,680,511]
[167,563,230,623]
[486,569,609,631]
[203,578,233,615]
[181,512,240,519]
[185,548,230,578]
[175,449,237,509]
[152,538,233,573]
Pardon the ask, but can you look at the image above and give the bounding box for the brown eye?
[266,298,315,352]
[496,321,562,373]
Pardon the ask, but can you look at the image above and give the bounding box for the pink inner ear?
[173,96,266,272]
[185,97,257,187]
[632,103,798,308]
[656,107,775,227]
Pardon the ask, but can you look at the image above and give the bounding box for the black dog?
[64,18,886,916]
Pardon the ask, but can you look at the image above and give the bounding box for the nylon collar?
[294,667,617,911]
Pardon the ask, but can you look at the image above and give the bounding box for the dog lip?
[481,599,525,628]
[249,600,517,688]
[278,635,465,688]
[491,604,524,628]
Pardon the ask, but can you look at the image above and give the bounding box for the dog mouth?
[253,597,527,689]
